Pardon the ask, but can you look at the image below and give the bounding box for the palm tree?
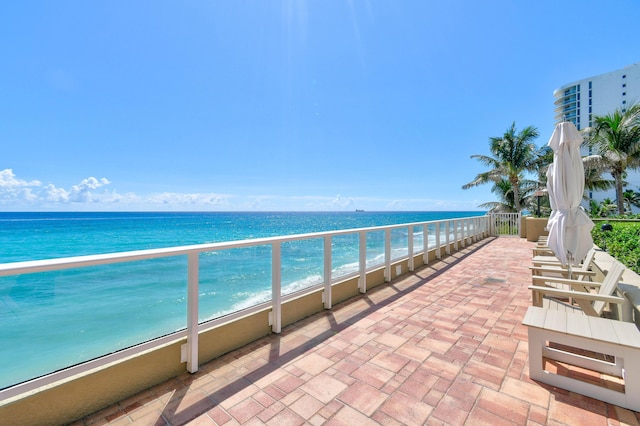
[600,198,618,217]
[583,104,640,214]
[583,164,615,194]
[623,189,640,213]
[587,199,617,218]
[462,122,540,212]
[478,177,536,213]
[587,200,601,217]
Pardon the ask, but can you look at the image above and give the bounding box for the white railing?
[0,215,490,399]
[488,212,521,236]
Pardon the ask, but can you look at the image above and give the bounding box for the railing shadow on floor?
[153,237,499,424]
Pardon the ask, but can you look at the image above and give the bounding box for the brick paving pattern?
[75,237,640,425]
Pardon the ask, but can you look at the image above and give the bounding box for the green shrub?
[591,221,640,274]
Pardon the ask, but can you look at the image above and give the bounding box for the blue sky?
[2,1,639,212]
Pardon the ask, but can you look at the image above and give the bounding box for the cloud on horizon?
[0,169,232,211]
[0,169,483,211]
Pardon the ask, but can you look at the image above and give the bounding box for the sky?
[1,1,639,212]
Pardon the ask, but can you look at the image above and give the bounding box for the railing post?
[408,226,414,271]
[358,231,367,293]
[385,228,391,282]
[445,221,451,254]
[454,220,459,250]
[491,214,496,236]
[435,222,441,259]
[423,224,429,264]
[271,242,282,333]
[323,235,332,309]
[461,219,466,247]
[186,253,199,373]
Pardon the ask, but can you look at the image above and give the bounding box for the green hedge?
[591,221,640,274]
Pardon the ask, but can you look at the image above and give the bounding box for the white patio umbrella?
[545,121,594,276]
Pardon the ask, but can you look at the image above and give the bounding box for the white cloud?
[43,184,70,203]
[0,169,40,189]
[68,177,113,202]
[0,169,42,205]
[146,192,230,207]
[329,194,354,209]
[0,169,486,212]
[0,169,116,207]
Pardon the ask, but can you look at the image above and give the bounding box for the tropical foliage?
[591,221,640,273]
[462,122,540,212]
[466,107,640,215]
[476,177,537,213]
[583,104,640,215]
[623,189,640,213]
[587,198,617,217]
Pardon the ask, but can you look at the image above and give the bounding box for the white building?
[553,62,640,204]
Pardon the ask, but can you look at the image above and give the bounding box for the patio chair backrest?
[575,261,625,316]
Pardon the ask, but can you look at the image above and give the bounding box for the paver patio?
[74,237,640,425]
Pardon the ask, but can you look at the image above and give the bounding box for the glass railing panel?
[412,225,424,254]
[331,233,360,280]
[0,256,187,389]
[390,228,409,261]
[281,238,323,296]
[366,230,385,269]
[198,245,271,320]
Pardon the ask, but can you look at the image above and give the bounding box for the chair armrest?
[532,248,555,256]
[529,266,596,276]
[531,261,564,268]
[527,285,625,304]
[531,275,602,288]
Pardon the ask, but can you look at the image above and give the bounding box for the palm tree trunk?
[512,180,521,212]
[614,172,625,215]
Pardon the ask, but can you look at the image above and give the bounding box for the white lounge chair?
[530,247,598,282]
[532,246,597,268]
[528,260,626,318]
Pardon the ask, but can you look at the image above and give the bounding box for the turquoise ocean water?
[0,211,484,389]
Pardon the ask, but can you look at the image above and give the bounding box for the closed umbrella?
[545,121,594,276]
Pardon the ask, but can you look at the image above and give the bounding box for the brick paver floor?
[75,237,640,425]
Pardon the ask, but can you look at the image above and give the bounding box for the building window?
[623,83,627,87]
[589,90,592,97]
[623,100,627,104]
[589,99,592,106]
[623,74,626,78]
[589,106,592,113]
[589,81,592,89]
[623,92,626,96]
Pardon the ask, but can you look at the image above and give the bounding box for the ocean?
[0,211,484,389]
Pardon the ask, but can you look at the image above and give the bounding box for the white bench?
[523,306,640,411]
